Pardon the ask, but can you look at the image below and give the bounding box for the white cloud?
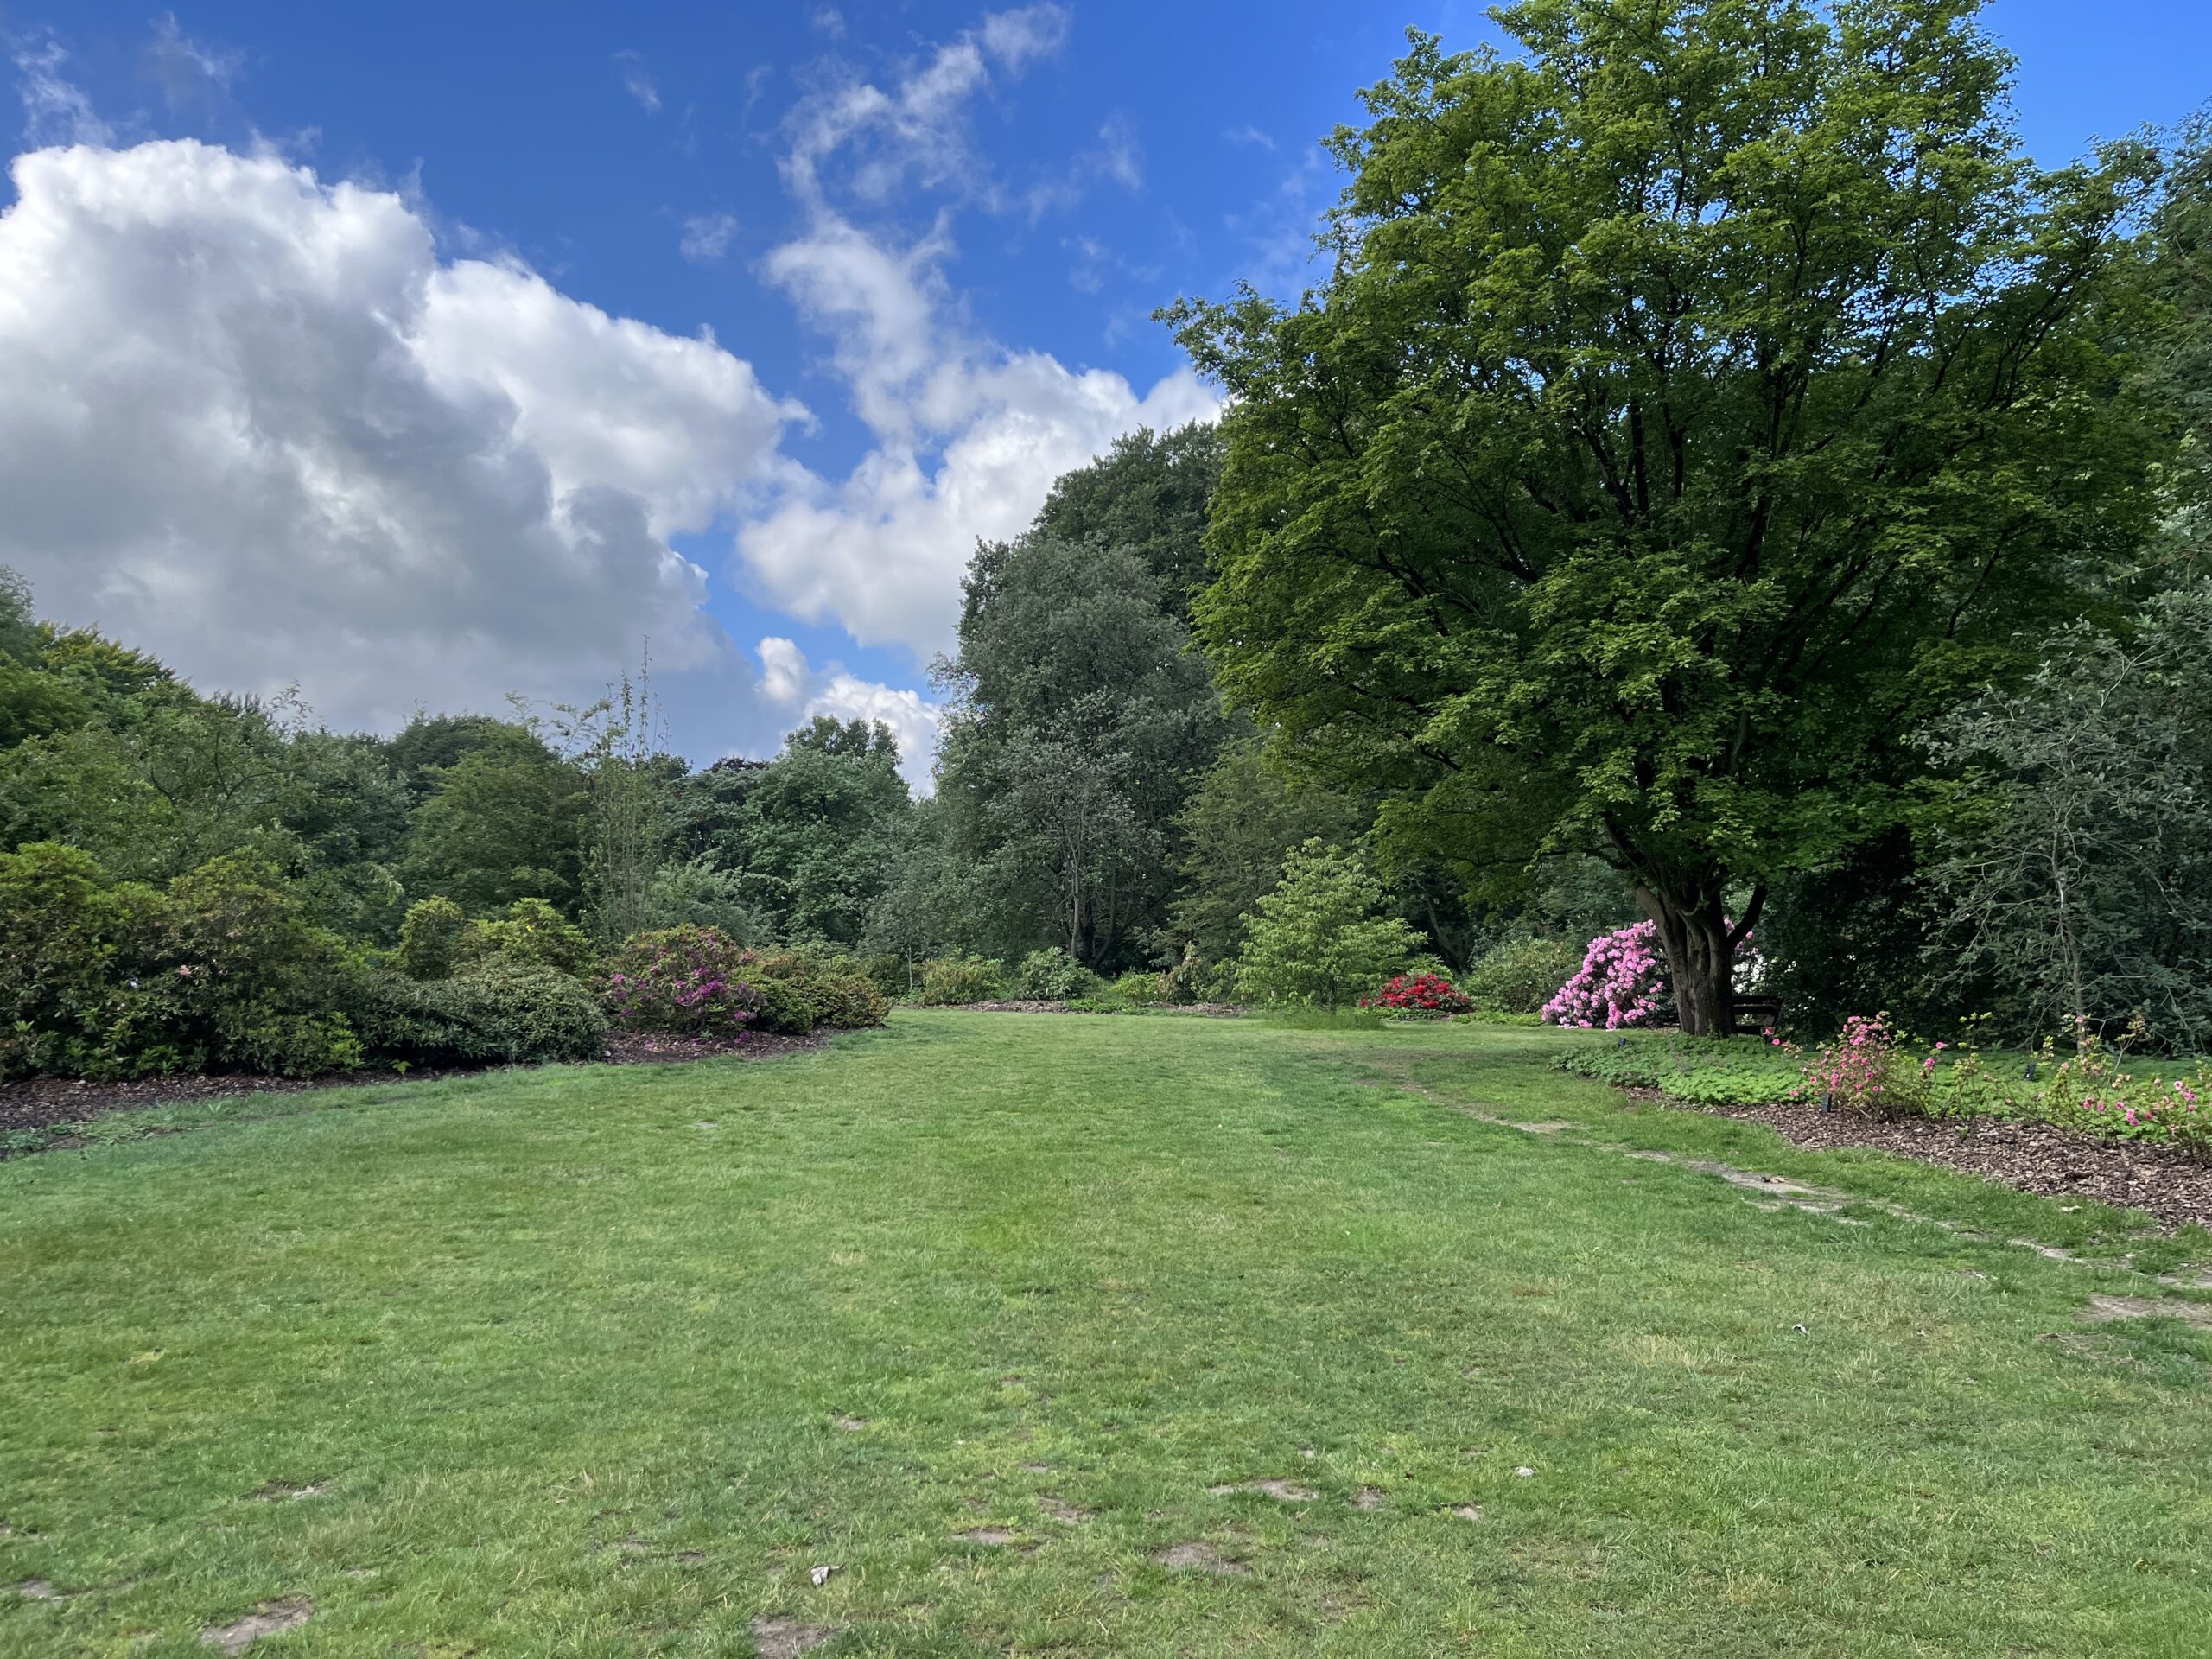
[14,36,112,147]
[679,210,738,264]
[809,7,847,39]
[740,210,1216,657]
[613,50,660,114]
[737,9,1216,661]
[1224,124,1275,150]
[1094,114,1141,191]
[752,636,939,785]
[0,139,805,734]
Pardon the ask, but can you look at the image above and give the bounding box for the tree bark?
[1637,882,1764,1039]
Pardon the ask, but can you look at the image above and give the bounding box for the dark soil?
[1633,1087,2212,1233]
[0,1029,830,1143]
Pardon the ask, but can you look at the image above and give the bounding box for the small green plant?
[1236,841,1427,1012]
[1014,947,1103,1001]
[918,953,1006,1006]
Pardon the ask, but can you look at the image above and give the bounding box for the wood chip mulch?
[1630,1086,2212,1233]
[0,1028,832,1143]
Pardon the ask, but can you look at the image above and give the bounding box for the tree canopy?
[1169,0,2169,1032]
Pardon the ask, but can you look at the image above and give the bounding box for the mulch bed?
[1631,1086,2212,1233]
[957,1000,1249,1016]
[0,1029,830,1143]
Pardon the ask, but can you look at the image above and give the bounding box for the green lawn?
[4,1014,2210,1656]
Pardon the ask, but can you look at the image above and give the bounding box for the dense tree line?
[6,0,2210,1076]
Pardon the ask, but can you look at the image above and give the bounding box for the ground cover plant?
[5,1014,2210,1656]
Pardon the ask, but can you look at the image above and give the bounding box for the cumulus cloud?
[735,6,1216,660]
[0,139,804,733]
[752,636,939,785]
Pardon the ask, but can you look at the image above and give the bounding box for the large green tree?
[1170,0,2167,1033]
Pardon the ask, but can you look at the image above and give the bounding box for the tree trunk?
[1637,883,1764,1039]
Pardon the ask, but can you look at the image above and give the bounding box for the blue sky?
[3,2,2208,777]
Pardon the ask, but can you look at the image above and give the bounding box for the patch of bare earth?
[750,1614,842,1657]
[1635,1089,2212,1231]
[2084,1294,2212,1329]
[1154,1541,1248,1576]
[200,1596,312,1653]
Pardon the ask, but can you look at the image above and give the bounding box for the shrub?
[1108,969,1173,1006]
[1796,1012,1940,1121]
[918,952,1005,1005]
[858,952,912,1002]
[397,897,469,981]
[140,854,365,1077]
[1014,946,1103,1001]
[1542,922,1673,1029]
[1465,936,1583,1014]
[736,946,889,1032]
[1362,972,1472,1014]
[467,897,590,976]
[0,842,165,1078]
[1236,841,1427,1011]
[352,960,607,1067]
[594,925,766,1037]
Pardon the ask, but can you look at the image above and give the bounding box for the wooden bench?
[1732,997,1781,1037]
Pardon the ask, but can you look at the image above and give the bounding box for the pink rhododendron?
[1541,922,1670,1029]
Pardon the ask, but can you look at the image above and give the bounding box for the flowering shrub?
[1362,972,1472,1014]
[2037,1016,2212,1162]
[1794,1012,1941,1121]
[594,925,765,1037]
[1541,923,1672,1029]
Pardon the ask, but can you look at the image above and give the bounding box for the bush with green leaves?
[0,842,165,1077]
[467,897,590,976]
[351,960,607,1067]
[739,946,889,1032]
[1465,935,1585,1014]
[594,925,766,1038]
[396,896,468,980]
[918,952,1006,1006]
[1106,969,1172,1006]
[397,896,589,981]
[1014,946,1103,1001]
[1235,841,1428,1012]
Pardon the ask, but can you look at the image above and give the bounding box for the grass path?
[3,1014,2209,1656]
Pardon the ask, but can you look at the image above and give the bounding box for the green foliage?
[739,945,889,1031]
[927,431,1229,969]
[1014,946,1103,1001]
[1165,737,1365,991]
[1170,5,2166,1033]
[350,960,607,1068]
[594,925,766,1038]
[1923,585,2212,1048]
[645,855,768,942]
[1553,1034,1803,1109]
[1236,841,1428,1012]
[1464,936,1584,1015]
[918,952,1007,1006]
[397,897,470,981]
[402,722,588,915]
[467,898,591,976]
[0,842,165,1078]
[1105,969,1172,1007]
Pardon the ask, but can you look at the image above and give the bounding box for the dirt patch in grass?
[2084,1294,2212,1329]
[750,1614,842,1656]
[200,1596,312,1652]
[1640,1090,2212,1232]
[1037,1495,1092,1525]
[1154,1541,1247,1575]
[0,1030,828,1147]
[955,1527,1020,1546]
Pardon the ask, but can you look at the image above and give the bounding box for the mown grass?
[3,1014,2209,1656]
